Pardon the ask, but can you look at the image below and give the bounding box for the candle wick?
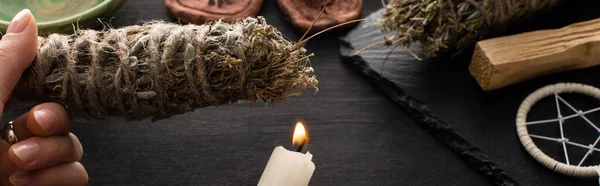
[295,143,305,152]
[295,139,308,152]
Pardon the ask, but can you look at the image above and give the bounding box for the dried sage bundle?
[378,0,560,57]
[13,17,318,121]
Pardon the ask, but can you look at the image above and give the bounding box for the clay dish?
[0,0,127,35]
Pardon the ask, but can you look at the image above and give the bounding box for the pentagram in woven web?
[526,91,600,166]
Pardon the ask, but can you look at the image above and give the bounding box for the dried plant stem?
[13,17,318,121]
[378,0,560,57]
[296,18,367,48]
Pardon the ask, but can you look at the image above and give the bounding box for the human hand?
[0,9,87,186]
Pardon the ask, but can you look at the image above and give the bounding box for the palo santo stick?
[469,18,600,91]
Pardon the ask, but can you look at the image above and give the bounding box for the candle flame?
[292,122,308,146]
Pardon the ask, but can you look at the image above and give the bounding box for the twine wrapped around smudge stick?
[13,17,319,121]
[378,0,560,57]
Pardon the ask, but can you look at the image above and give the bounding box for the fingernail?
[12,141,39,163]
[9,171,31,186]
[34,108,57,133]
[7,9,32,34]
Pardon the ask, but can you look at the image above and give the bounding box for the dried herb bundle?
[378,0,560,57]
[13,17,318,121]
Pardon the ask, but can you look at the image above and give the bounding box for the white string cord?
[557,95,600,132]
[526,107,600,125]
[528,134,600,165]
[581,137,600,166]
[529,135,600,152]
[517,83,600,177]
[554,90,570,165]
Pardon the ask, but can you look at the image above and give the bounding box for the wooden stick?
[469,18,600,91]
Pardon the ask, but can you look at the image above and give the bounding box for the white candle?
[257,122,315,186]
[257,146,315,186]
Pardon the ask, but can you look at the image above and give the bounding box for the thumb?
[0,9,38,111]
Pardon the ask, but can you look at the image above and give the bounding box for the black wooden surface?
[1,0,491,185]
[340,1,600,186]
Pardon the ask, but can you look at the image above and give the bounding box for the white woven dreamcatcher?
[517,83,600,179]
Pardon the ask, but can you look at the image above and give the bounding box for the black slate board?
[340,2,600,186]
[0,0,492,185]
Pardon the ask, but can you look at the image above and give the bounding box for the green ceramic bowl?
[0,0,127,35]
